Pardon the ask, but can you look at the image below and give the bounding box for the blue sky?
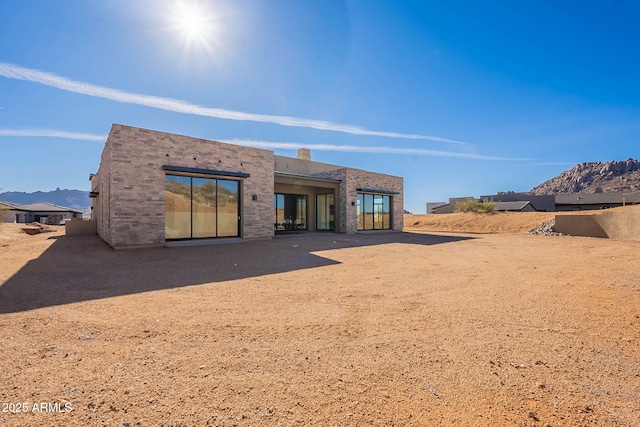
[1,0,639,213]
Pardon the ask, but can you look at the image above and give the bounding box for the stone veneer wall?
[94,124,274,248]
[315,168,403,233]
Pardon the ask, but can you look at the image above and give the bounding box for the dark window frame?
[357,191,392,230]
[165,173,241,240]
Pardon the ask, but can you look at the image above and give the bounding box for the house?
[426,191,640,214]
[426,197,475,214]
[494,201,536,212]
[480,193,556,212]
[0,201,25,222]
[555,192,640,211]
[426,202,448,214]
[427,198,537,214]
[90,124,404,249]
[0,201,82,224]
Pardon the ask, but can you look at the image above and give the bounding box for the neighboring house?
[426,202,447,214]
[90,124,404,249]
[494,201,536,212]
[555,192,640,211]
[480,193,556,212]
[0,201,82,224]
[15,202,82,224]
[0,201,25,222]
[429,198,535,214]
[427,197,476,215]
[426,191,640,214]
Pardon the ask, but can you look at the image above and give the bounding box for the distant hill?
[530,158,640,195]
[0,188,90,214]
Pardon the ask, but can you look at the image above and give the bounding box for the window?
[274,193,307,232]
[357,192,392,230]
[165,175,240,239]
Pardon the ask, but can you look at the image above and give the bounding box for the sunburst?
[169,1,219,51]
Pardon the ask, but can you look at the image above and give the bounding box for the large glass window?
[274,194,285,226]
[357,192,392,230]
[192,178,217,238]
[165,175,192,239]
[165,175,240,239]
[382,195,390,229]
[217,180,239,237]
[373,195,384,229]
[316,193,334,231]
[274,193,307,232]
[364,194,374,230]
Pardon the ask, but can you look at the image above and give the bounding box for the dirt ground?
[404,212,557,234]
[0,219,639,426]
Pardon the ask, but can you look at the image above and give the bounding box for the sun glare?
[176,5,207,39]
[168,1,220,51]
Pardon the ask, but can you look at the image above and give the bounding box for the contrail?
[224,139,532,161]
[0,128,528,160]
[0,129,106,142]
[0,62,468,145]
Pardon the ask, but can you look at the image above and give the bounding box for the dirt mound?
[404,212,557,234]
[0,223,32,241]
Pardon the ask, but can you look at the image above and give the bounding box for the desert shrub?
[455,198,497,213]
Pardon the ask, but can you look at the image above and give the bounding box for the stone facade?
[92,124,404,248]
[315,168,404,233]
[92,124,274,248]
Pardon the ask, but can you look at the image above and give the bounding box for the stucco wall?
[65,219,97,236]
[94,124,274,248]
[555,215,608,238]
[555,206,640,240]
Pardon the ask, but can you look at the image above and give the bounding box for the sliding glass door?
[165,175,192,239]
[165,175,240,239]
[357,193,392,230]
[274,193,307,232]
[316,193,334,231]
[217,180,240,237]
[192,178,218,238]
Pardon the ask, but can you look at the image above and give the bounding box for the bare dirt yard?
[1,218,639,426]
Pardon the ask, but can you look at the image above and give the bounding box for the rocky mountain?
[0,188,90,214]
[530,158,640,195]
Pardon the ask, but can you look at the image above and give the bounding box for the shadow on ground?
[0,232,472,313]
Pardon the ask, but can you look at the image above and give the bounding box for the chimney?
[297,148,311,161]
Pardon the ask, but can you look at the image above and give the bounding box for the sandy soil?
[404,212,557,234]
[0,221,639,426]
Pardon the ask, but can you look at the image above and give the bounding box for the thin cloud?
[0,129,105,142]
[0,128,529,160]
[0,61,468,145]
[224,139,532,161]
